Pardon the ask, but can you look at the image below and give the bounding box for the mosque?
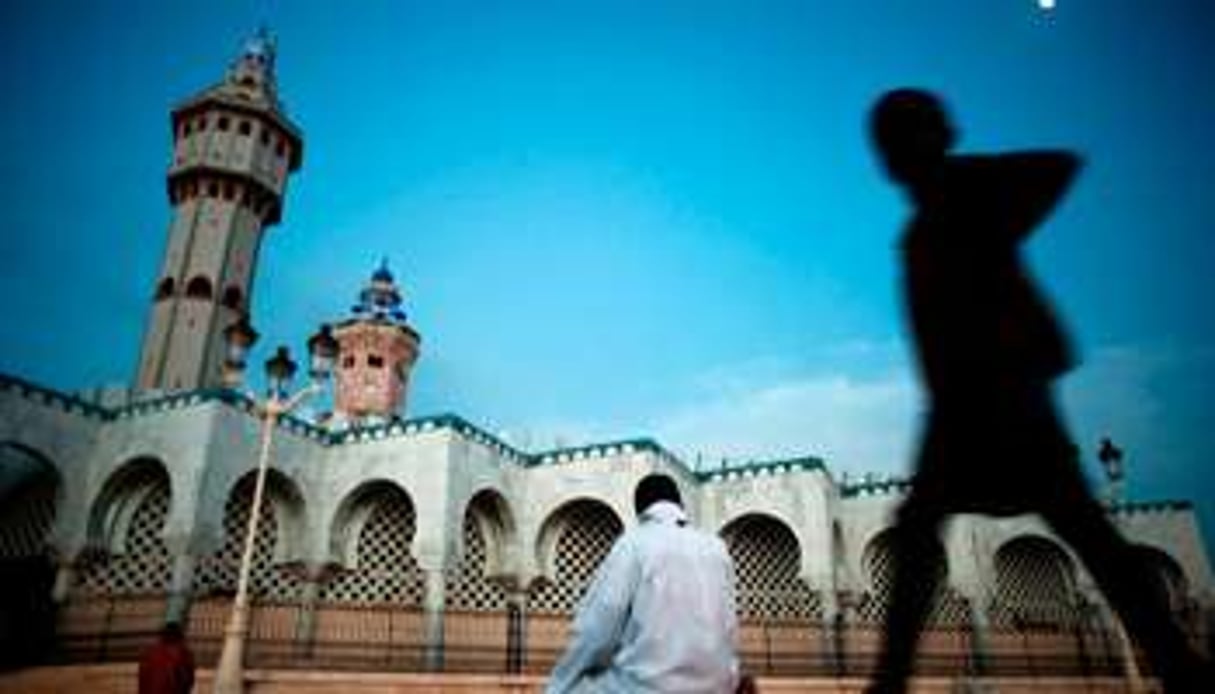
[0,30,1211,689]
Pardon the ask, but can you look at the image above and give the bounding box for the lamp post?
[1098,437,1125,507]
[212,322,338,694]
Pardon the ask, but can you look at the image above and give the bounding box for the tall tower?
[332,261,422,424]
[135,29,303,392]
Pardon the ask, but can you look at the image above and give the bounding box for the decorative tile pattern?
[0,475,56,560]
[77,478,171,595]
[195,476,301,602]
[322,490,424,606]
[446,513,507,611]
[529,502,623,615]
[992,537,1078,628]
[856,532,967,626]
[722,515,821,620]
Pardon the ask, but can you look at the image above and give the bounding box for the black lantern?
[306,323,340,380]
[264,346,297,398]
[223,317,259,366]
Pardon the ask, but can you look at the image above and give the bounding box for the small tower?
[135,29,303,391]
[332,261,422,424]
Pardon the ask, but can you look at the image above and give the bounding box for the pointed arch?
[992,535,1078,628]
[721,513,820,620]
[1133,544,1190,614]
[0,443,61,560]
[856,528,961,625]
[447,488,516,612]
[530,498,623,614]
[194,468,306,601]
[77,457,172,595]
[322,479,423,606]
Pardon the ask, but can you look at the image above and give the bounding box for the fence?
[50,593,1193,680]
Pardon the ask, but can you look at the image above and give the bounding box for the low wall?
[0,664,1151,694]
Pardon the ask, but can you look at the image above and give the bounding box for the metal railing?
[49,594,1207,679]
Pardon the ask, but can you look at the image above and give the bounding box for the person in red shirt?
[138,622,195,694]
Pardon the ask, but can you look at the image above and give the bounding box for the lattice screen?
[447,513,507,611]
[195,476,301,602]
[529,502,623,614]
[1136,546,1189,614]
[855,532,967,626]
[992,537,1077,628]
[322,489,424,606]
[722,515,821,620]
[0,474,57,560]
[77,475,172,595]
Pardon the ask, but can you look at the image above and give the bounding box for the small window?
[196,117,207,131]
[218,116,230,131]
[222,182,235,200]
[342,355,355,369]
[155,277,175,301]
[221,285,243,310]
[185,275,213,300]
[238,120,252,136]
[368,355,384,368]
[259,128,270,146]
[183,122,193,137]
[207,182,219,198]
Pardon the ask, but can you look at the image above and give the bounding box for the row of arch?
[154,275,244,312]
[0,445,1195,626]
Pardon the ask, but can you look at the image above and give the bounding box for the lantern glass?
[264,346,297,397]
[307,324,340,380]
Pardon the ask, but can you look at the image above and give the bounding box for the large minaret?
[135,29,303,392]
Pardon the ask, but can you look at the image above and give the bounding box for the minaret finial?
[226,25,278,103]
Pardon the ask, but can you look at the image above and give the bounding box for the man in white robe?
[546,474,742,694]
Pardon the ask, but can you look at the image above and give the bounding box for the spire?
[225,25,279,106]
[351,259,409,325]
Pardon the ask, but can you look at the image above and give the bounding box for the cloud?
[651,349,920,475]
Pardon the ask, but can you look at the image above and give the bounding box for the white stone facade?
[1,375,1211,635]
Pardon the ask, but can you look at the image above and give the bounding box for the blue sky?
[1,2,1213,540]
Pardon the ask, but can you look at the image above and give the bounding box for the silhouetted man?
[867,88,1209,693]
[546,473,742,693]
[138,621,195,694]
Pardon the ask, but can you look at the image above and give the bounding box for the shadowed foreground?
[0,663,1158,694]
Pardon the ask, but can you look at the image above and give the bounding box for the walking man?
[866,88,1209,693]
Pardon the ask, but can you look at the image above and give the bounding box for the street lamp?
[213,322,339,694]
[1098,437,1125,507]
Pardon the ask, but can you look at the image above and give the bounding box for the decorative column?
[950,520,992,679]
[165,551,199,625]
[820,588,843,676]
[505,587,529,673]
[964,593,992,678]
[422,567,447,671]
[293,563,334,658]
[51,553,79,605]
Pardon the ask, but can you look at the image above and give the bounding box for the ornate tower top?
[170,27,303,179]
[332,261,422,424]
[225,26,279,106]
[351,258,409,324]
[135,30,304,392]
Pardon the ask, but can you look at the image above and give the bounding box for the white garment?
[546,501,740,694]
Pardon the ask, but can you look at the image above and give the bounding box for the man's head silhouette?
[634,473,682,516]
[869,88,956,188]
